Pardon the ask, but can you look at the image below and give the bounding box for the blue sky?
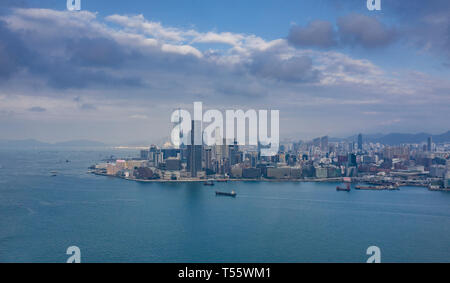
[0,0,449,143]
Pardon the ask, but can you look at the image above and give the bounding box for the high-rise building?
[204,147,213,171]
[213,127,223,160]
[187,120,202,177]
[358,133,363,151]
[427,136,432,152]
[348,153,357,167]
[320,136,328,152]
[140,149,149,160]
[222,138,229,159]
[229,139,242,165]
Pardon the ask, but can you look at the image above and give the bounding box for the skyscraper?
[427,136,432,152]
[230,139,242,165]
[222,138,229,159]
[204,147,213,171]
[358,133,363,151]
[320,136,328,152]
[187,120,202,177]
[213,127,223,160]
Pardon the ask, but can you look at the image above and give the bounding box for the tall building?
[427,136,432,152]
[140,149,149,160]
[358,133,363,151]
[187,120,202,177]
[222,138,229,159]
[229,139,242,165]
[204,147,213,171]
[348,153,357,167]
[320,136,328,152]
[213,127,223,160]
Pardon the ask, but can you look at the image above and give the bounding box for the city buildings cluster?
[93,124,450,189]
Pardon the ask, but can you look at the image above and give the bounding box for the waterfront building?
[126,160,147,170]
[231,166,243,178]
[134,167,154,180]
[115,160,126,169]
[315,167,328,179]
[301,164,315,177]
[242,168,262,179]
[429,165,447,178]
[290,167,302,179]
[327,166,341,178]
[106,163,120,175]
[266,167,291,179]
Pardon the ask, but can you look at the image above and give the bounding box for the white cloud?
[0,8,449,142]
[106,14,186,42]
[161,43,203,58]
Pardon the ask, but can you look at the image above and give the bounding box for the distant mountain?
[0,139,107,148]
[434,131,450,143]
[343,131,450,145]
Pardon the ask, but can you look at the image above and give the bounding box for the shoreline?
[91,172,342,183]
[89,171,449,190]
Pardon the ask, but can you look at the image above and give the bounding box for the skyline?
[0,1,449,143]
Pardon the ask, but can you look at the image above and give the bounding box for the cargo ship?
[216,190,237,197]
[355,185,399,191]
[336,183,351,192]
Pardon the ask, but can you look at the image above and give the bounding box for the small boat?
[216,190,236,197]
[204,180,215,186]
[50,171,58,177]
[336,183,351,192]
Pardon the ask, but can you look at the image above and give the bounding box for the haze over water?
[0,149,449,263]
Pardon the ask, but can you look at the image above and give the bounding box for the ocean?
[0,148,449,262]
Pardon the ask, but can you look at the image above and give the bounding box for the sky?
[0,0,449,144]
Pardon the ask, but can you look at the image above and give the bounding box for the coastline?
[89,171,450,190]
[91,171,342,183]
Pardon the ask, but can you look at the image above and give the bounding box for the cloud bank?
[0,6,448,143]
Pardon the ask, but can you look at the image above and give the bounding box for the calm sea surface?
[0,149,449,263]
